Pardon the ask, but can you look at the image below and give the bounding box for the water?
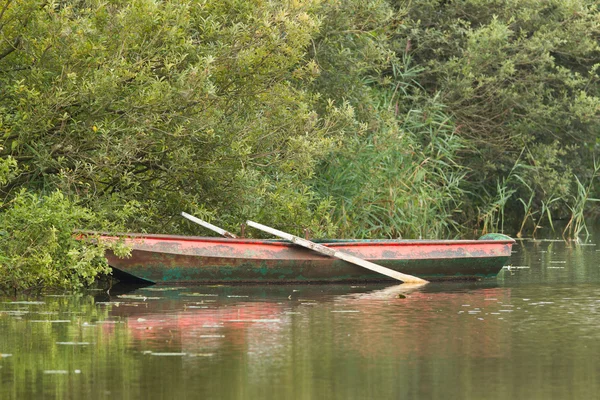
[1,233,600,399]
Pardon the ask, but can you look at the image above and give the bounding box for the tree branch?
[0,0,13,24]
[0,35,20,61]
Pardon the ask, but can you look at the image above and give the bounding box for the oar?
[246,220,428,284]
[181,212,238,238]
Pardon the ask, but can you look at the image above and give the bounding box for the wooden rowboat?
[102,233,514,284]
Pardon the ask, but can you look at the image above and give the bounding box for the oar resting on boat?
[246,220,428,284]
[181,212,238,238]
[180,212,427,284]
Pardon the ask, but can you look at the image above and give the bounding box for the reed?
[563,159,600,238]
[314,61,466,239]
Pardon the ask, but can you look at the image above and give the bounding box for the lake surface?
[1,230,600,399]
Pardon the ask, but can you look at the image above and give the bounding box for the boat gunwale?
[88,231,515,247]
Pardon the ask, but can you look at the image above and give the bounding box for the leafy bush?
[0,190,131,293]
[400,0,600,226]
[0,0,343,236]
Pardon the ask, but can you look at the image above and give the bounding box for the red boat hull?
[102,233,514,284]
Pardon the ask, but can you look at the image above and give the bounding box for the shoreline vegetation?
[1,0,599,292]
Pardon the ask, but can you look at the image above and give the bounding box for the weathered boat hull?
[103,233,514,284]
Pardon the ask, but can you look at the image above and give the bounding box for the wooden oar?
[246,220,428,284]
[181,212,238,238]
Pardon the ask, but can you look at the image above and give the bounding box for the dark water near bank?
[2,231,600,399]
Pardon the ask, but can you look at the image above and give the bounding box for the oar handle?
[181,212,238,238]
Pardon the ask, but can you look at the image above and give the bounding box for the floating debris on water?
[0,311,29,316]
[227,319,281,323]
[1,354,12,358]
[199,335,225,338]
[30,320,72,323]
[56,342,92,345]
[44,370,69,374]
[180,293,219,297]
[548,266,565,269]
[549,261,567,264]
[503,265,530,269]
[3,301,45,305]
[116,295,161,301]
[185,300,217,304]
[146,352,187,357]
[227,295,249,298]
[140,287,185,292]
[139,351,196,357]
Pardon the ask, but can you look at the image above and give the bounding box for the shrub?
[0,190,130,293]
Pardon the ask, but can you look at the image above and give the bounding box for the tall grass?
[563,159,600,238]
[314,60,466,239]
[474,149,599,239]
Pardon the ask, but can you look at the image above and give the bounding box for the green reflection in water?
[1,230,600,399]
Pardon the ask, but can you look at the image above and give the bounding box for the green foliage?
[305,2,467,239]
[0,190,131,293]
[0,152,17,186]
[306,0,397,111]
[0,0,344,235]
[1,0,600,292]
[399,0,600,229]
[315,97,465,238]
[563,159,600,237]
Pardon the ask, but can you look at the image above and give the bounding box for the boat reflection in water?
[102,283,511,360]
